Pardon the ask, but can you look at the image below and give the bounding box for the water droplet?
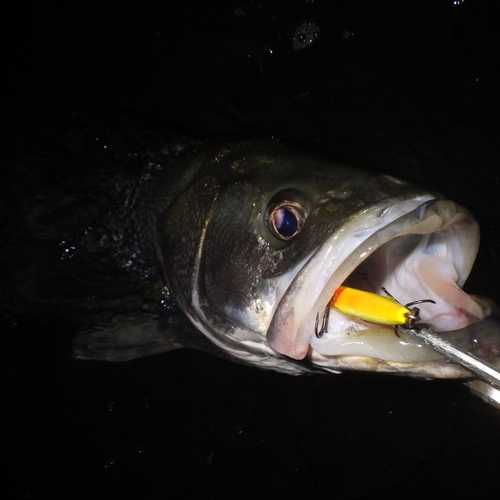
[292,21,321,50]
[59,240,77,260]
[263,44,274,56]
[104,459,115,469]
[147,162,163,170]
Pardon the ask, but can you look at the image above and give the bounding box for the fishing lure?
[314,286,436,338]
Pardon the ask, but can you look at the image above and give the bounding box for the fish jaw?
[266,197,493,375]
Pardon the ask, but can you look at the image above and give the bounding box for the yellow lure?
[331,286,414,326]
[314,285,435,338]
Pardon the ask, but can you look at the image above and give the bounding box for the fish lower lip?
[268,197,491,370]
[309,316,500,378]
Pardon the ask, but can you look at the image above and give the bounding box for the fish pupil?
[275,208,298,237]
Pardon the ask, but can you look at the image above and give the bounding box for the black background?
[4,1,500,498]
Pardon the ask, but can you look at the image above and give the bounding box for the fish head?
[159,140,494,376]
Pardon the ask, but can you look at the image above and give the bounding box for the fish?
[4,138,500,379]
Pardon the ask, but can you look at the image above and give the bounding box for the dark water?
[4,1,500,498]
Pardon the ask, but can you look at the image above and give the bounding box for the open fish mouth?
[267,195,493,376]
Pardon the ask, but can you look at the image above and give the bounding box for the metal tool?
[405,326,500,409]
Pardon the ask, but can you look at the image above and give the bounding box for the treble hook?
[315,304,330,338]
[381,287,436,329]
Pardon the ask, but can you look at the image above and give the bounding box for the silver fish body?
[152,140,497,377]
[11,139,497,378]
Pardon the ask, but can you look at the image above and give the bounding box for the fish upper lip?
[266,196,482,365]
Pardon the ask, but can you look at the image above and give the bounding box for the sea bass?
[5,139,500,378]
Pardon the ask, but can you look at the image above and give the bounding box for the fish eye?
[266,200,307,241]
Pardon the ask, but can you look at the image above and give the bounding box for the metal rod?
[405,327,500,389]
